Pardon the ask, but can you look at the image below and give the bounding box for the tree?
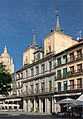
[0,63,12,96]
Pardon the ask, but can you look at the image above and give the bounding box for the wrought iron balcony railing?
[20,84,83,97]
[25,68,55,81]
[55,84,83,94]
[21,87,55,97]
[56,69,83,80]
[55,54,83,67]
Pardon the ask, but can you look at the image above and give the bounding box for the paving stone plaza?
[0,111,82,119]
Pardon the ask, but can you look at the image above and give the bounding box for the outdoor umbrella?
[57,98,76,104]
[56,98,76,114]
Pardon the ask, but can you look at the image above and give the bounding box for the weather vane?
[55,8,59,16]
[32,28,35,34]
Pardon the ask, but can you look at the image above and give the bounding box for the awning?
[5,98,21,102]
[77,94,83,101]
[2,104,20,107]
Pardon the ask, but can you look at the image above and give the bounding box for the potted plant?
[35,107,39,112]
[31,107,34,112]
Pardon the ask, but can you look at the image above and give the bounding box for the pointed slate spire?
[55,9,63,32]
[31,29,37,48]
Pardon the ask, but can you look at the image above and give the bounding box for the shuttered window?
[63,68,67,77]
[57,70,61,78]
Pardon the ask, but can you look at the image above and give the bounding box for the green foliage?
[31,107,34,112]
[0,63,12,96]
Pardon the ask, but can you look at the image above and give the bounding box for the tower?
[44,10,77,56]
[23,30,38,65]
[0,46,14,73]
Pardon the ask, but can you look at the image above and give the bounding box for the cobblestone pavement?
[0,111,81,119]
[0,111,53,119]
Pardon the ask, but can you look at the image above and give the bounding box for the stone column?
[54,98,57,113]
[45,98,47,113]
[45,98,50,113]
[46,98,50,113]
[23,99,26,111]
[52,97,54,113]
[39,98,41,112]
[28,99,31,112]
[34,99,36,112]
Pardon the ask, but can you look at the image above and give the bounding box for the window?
[18,82,20,88]
[63,81,67,91]
[31,85,33,93]
[38,52,40,60]
[57,70,61,78]
[49,61,52,70]
[26,70,28,77]
[36,66,39,75]
[35,52,40,61]
[63,68,67,77]
[77,64,82,72]
[41,64,45,73]
[48,45,51,53]
[58,82,61,92]
[70,80,74,90]
[70,52,74,61]
[49,81,52,92]
[18,90,20,96]
[41,82,45,93]
[62,55,67,64]
[21,73,23,78]
[26,86,28,92]
[18,74,20,79]
[77,49,82,59]
[31,68,34,76]
[35,84,39,93]
[70,66,74,73]
[20,82,23,87]
[57,57,61,66]
[77,78,82,88]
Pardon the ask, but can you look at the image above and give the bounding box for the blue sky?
[0,0,82,71]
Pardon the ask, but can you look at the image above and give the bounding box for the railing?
[55,54,83,67]
[25,68,55,81]
[20,83,83,97]
[55,84,83,93]
[56,69,83,79]
[21,87,55,97]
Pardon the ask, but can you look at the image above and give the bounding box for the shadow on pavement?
[0,114,82,119]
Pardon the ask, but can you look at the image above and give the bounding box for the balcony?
[56,69,83,80]
[55,84,83,94]
[23,68,55,82]
[55,54,83,68]
[21,87,55,97]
